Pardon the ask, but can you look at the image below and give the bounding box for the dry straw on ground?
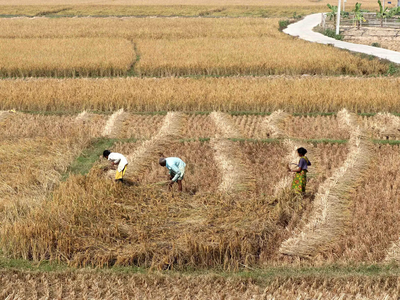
[367,112,400,139]
[209,111,243,139]
[102,109,128,138]
[259,110,290,138]
[210,138,255,193]
[124,112,187,179]
[279,109,373,257]
[209,111,254,192]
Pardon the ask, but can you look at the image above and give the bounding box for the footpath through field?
[284,13,400,64]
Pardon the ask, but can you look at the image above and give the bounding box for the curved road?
[283,13,400,64]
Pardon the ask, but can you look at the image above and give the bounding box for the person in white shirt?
[103,150,128,182]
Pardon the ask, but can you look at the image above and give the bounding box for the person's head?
[103,150,111,159]
[297,147,307,157]
[159,157,166,167]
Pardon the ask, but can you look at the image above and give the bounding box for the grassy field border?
[1,254,400,281]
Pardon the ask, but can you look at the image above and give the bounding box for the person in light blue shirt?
[159,157,186,191]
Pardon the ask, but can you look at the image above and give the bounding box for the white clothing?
[108,152,128,172]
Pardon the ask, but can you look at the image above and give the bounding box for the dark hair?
[159,157,166,166]
[103,150,111,158]
[297,147,307,156]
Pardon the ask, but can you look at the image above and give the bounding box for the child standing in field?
[159,157,186,192]
[103,150,128,182]
[287,147,311,194]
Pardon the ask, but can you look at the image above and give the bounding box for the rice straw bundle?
[279,109,373,257]
[125,112,187,178]
[210,111,243,139]
[368,112,400,139]
[102,109,127,138]
[260,110,290,138]
[210,138,255,193]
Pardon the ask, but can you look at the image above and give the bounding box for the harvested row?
[0,141,349,267]
[209,112,253,193]
[0,112,106,140]
[260,110,290,138]
[279,109,373,257]
[5,77,400,113]
[365,113,400,140]
[324,144,400,263]
[124,112,187,179]
[1,270,400,300]
[102,109,128,138]
[0,113,105,213]
[210,111,243,139]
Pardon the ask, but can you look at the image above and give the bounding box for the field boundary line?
[279,108,373,257]
[284,13,400,64]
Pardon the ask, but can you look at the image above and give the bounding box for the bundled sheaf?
[209,111,254,192]
[125,112,187,177]
[210,138,255,193]
[367,112,400,139]
[209,111,244,139]
[279,109,373,257]
[260,110,290,138]
[101,109,128,138]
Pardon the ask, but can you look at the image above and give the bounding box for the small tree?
[353,2,366,29]
[326,4,338,20]
[377,0,400,27]
[377,0,389,26]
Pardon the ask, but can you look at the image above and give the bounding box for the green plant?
[326,3,338,20]
[353,2,366,29]
[278,19,290,30]
[371,42,381,47]
[387,63,398,75]
[292,11,301,19]
[376,0,400,27]
[323,28,344,40]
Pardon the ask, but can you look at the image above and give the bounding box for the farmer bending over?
[103,150,128,183]
[159,157,186,191]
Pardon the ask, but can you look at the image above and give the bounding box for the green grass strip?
[62,137,138,181]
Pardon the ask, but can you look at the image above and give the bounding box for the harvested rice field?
[2,1,400,297]
[1,111,400,268]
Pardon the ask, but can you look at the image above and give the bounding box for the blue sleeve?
[298,158,308,170]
